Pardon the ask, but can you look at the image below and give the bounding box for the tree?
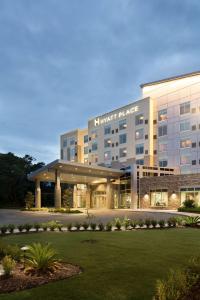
[0,152,45,208]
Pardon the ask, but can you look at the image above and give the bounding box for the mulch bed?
[0,262,82,293]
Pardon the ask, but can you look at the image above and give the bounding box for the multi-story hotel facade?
[29,71,200,210]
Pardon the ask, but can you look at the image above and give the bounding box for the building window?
[180,155,190,165]
[84,135,88,143]
[136,159,144,165]
[91,130,98,139]
[84,146,88,154]
[104,151,111,161]
[158,109,167,122]
[192,125,197,131]
[159,160,168,167]
[104,125,111,135]
[180,187,200,206]
[192,160,196,165]
[135,114,144,125]
[180,139,191,148]
[104,138,111,148]
[158,125,167,137]
[119,119,127,130]
[91,142,98,151]
[180,101,190,115]
[192,142,196,148]
[158,141,167,152]
[119,148,127,158]
[70,137,76,145]
[135,128,144,140]
[119,133,127,144]
[63,138,67,147]
[150,190,168,207]
[136,144,144,155]
[180,120,190,132]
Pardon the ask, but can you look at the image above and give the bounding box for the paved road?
[0,209,188,225]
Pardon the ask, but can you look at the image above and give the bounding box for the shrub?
[47,221,60,231]
[57,222,63,231]
[123,217,130,230]
[145,219,151,228]
[138,219,144,228]
[168,217,176,227]
[114,218,122,230]
[82,222,89,230]
[24,223,32,232]
[106,222,112,231]
[0,241,21,261]
[98,223,104,231]
[17,224,24,233]
[151,219,158,228]
[2,255,16,277]
[33,223,41,232]
[7,224,15,234]
[24,191,34,209]
[1,225,8,234]
[75,222,81,230]
[90,223,96,231]
[25,243,58,273]
[182,199,196,208]
[41,223,48,231]
[130,220,136,228]
[158,220,165,228]
[66,223,72,231]
[178,207,200,213]
[175,217,185,226]
[184,216,200,227]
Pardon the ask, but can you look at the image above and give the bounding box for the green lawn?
[0,229,200,300]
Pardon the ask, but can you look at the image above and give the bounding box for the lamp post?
[21,246,29,269]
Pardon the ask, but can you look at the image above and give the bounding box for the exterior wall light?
[21,246,29,269]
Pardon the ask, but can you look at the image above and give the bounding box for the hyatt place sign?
[94,105,139,127]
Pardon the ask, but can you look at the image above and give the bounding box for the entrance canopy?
[28,159,124,184]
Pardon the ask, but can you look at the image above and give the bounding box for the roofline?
[28,159,124,180]
[140,70,200,88]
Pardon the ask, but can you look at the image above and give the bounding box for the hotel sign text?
[94,105,139,127]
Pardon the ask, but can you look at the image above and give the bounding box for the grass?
[0,229,200,300]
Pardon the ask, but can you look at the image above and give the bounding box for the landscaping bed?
[0,262,81,293]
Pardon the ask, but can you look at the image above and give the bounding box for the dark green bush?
[182,199,196,208]
[145,219,151,228]
[33,223,41,232]
[75,222,81,230]
[158,220,165,228]
[24,223,32,232]
[106,222,112,231]
[90,223,96,231]
[1,225,8,234]
[151,219,158,228]
[17,224,24,232]
[98,223,104,231]
[67,223,72,231]
[7,224,15,233]
[82,222,89,230]
[138,219,144,228]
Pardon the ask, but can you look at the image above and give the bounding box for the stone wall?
[139,173,200,209]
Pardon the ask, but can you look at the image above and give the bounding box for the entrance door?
[92,191,107,208]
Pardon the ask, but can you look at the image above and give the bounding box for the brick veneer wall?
[139,173,200,209]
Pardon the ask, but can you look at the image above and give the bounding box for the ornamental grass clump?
[168,217,176,227]
[138,219,144,228]
[184,216,200,227]
[98,223,104,231]
[114,218,122,230]
[106,222,112,231]
[144,219,151,228]
[1,225,8,235]
[75,222,81,230]
[66,223,72,231]
[158,220,165,228]
[33,223,40,232]
[151,219,158,228]
[7,224,15,234]
[123,217,130,230]
[24,223,32,232]
[130,220,136,229]
[2,255,16,278]
[82,222,89,230]
[25,243,58,274]
[17,224,25,233]
[90,223,96,231]
[41,223,48,231]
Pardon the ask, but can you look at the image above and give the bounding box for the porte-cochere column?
[54,169,61,209]
[35,179,41,208]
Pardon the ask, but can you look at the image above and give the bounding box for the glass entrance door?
[92,191,107,208]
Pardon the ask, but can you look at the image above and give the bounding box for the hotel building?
[29,71,200,210]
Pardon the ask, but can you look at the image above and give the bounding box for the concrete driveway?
[0,208,188,225]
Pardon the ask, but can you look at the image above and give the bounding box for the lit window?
[180,139,191,148]
[158,125,167,137]
[135,114,144,125]
[136,144,144,155]
[180,101,190,115]
[150,190,168,207]
[104,151,111,161]
[119,148,127,158]
[104,138,111,148]
[91,130,98,139]
[135,128,144,140]
[180,120,190,131]
[104,125,111,135]
[119,133,127,144]
[119,119,127,130]
[158,109,167,122]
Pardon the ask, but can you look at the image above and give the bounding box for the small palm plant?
[25,243,58,274]
[184,216,200,227]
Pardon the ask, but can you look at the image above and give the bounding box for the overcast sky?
[0,0,200,163]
